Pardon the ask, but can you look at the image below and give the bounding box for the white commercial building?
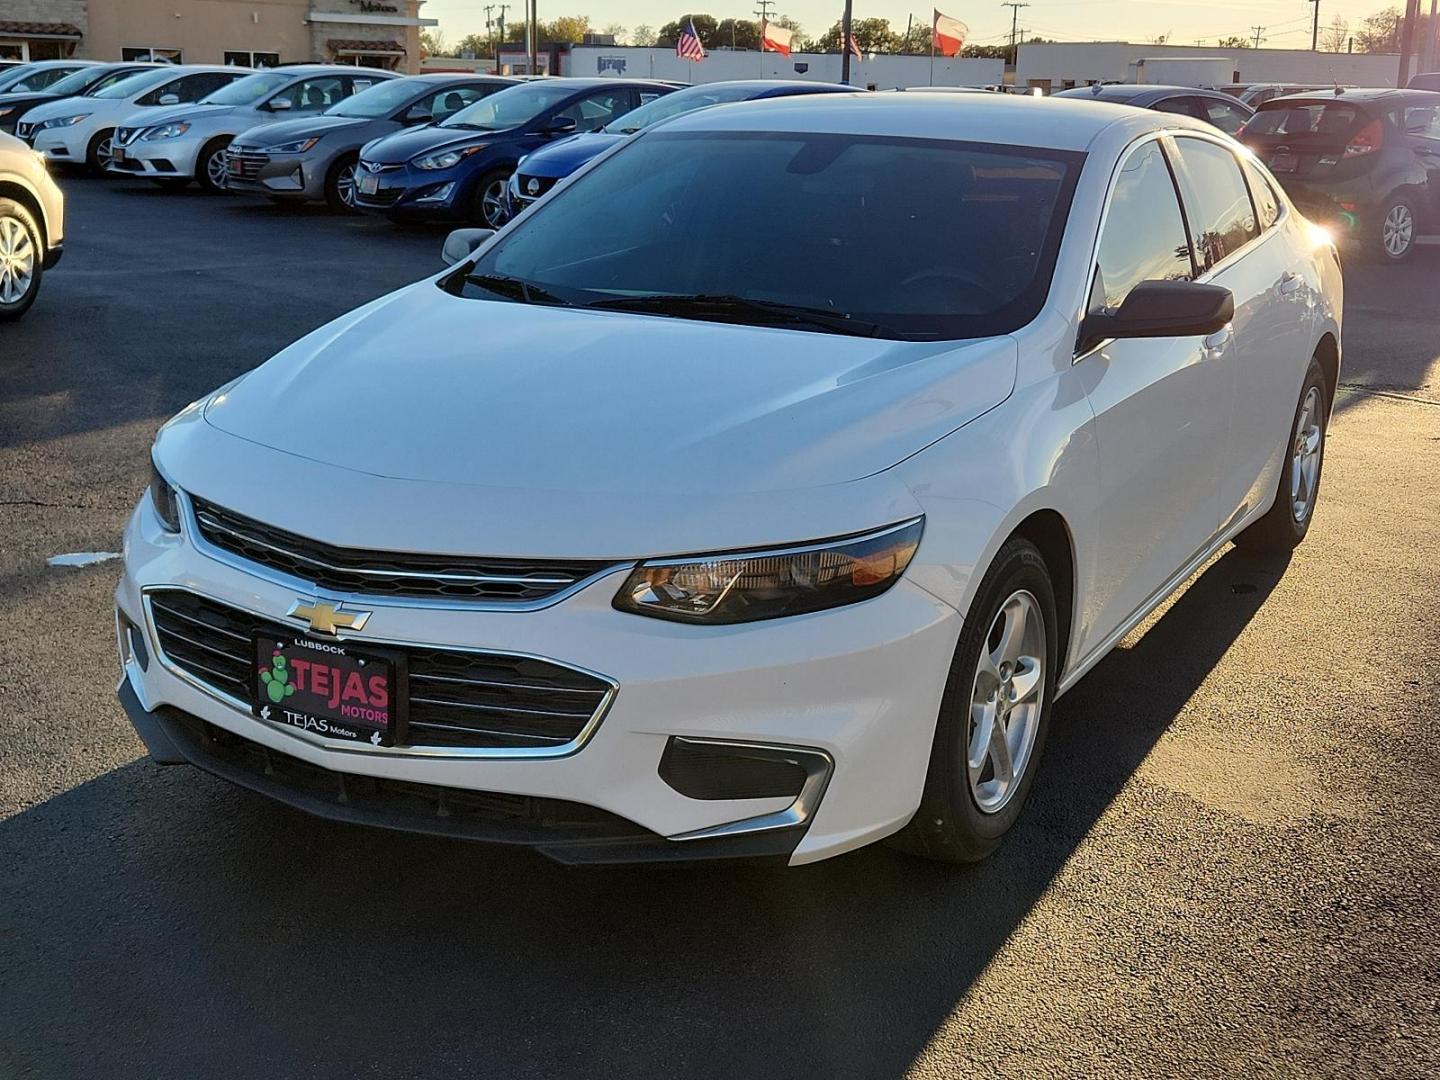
[1015,41,1403,92]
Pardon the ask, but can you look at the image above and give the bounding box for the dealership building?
[0,0,435,72]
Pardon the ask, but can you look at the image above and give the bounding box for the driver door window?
[425,86,486,123]
[1090,139,1194,315]
[1201,98,1250,135]
[1152,96,1202,120]
[556,90,632,132]
[271,77,344,113]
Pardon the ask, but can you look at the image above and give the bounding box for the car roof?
[662,91,1187,151]
[265,64,397,77]
[513,76,676,90]
[1058,84,1238,104]
[1260,87,1425,107]
[401,72,519,84]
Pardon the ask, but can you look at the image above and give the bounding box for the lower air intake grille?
[190,497,617,603]
[147,589,614,751]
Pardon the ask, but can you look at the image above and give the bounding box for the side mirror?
[268,97,292,111]
[402,104,432,125]
[1078,280,1234,351]
[441,227,496,265]
[158,93,180,106]
[544,116,577,136]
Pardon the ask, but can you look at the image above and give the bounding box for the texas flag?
[761,21,795,57]
[932,10,969,57]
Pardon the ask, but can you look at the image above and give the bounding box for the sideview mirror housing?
[441,227,496,265]
[402,105,432,125]
[158,93,180,106]
[1079,280,1234,351]
[544,116,577,136]
[268,97,292,111]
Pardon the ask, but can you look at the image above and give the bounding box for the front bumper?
[31,125,85,163]
[353,162,468,219]
[116,493,960,865]
[108,135,202,179]
[225,146,325,199]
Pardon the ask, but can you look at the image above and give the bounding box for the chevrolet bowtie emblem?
[286,600,371,635]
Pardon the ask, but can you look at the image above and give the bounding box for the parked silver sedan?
[0,129,64,320]
[225,73,517,210]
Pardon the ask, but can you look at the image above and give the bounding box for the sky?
[421,0,1410,49]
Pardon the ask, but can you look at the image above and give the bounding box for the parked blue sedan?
[353,77,676,226]
[506,79,857,217]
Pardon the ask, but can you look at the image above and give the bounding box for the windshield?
[0,64,40,93]
[1247,101,1361,139]
[327,77,421,118]
[463,131,1082,340]
[202,71,289,106]
[440,82,574,130]
[89,68,171,100]
[605,84,758,134]
[6,65,86,95]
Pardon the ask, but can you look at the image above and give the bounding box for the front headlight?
[40,113,90,130]
[413,145,483,170]
[149,457,181,533]
[142,122,190,141]
[263,136,320,154]
[614,518,924,625]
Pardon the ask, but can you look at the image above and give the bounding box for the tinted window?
[439,82,577,130]
[1202,98,1250,134]
[1152,96,1200,119]
[1397,103,1440,139]
[556,89,632,131]
[90,69,172,100]
[605,82,756,134]
[4,65,81,92]
[425,85,490,122]
[271,77,345,112]
[465,132,1081,340]
[1241,157,1280,229]
[203,71,289,105]
[82,69,147,96]
[1091,140,1192,313]
[1246,102,1359,139]
[1173,138,1259,270]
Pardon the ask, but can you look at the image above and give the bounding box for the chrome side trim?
[665,738,834,843]
[138,584,620,761]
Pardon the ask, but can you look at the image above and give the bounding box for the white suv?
[0,130,64,320]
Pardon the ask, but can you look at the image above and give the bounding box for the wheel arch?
[1009,509,1077,684]
[0,178,48,250]
[1313,331,1340,408]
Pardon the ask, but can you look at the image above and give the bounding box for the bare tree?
[1320,15,1350,52]
[602,23,627,44]
[631,24,658,47]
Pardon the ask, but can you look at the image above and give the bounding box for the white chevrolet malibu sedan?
[116,94,1342,866]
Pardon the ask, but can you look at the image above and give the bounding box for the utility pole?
[1426,0,1439,74]
[1250,25,1266,49]
[904,13,913,54]
[495,3,508,71]
[528,0,538,75]
[841,0,854,83]
[1309,0,1320,50]
[1002,2,1029,62]
[754,0,775,27]
[1398,0,1421,85]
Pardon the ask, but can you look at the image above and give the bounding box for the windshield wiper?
[587,293,881,337]
[465,273,574,307]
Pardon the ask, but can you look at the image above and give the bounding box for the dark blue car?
[506,79,856,216]
[353,77,676,226]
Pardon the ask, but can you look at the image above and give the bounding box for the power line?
[753,0,775,24]
[1001,2,1031,55]
[1251,25,1266,48]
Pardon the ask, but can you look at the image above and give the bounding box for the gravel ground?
[0,175,1436,1080]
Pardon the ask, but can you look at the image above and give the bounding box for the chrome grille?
[225,148,268,180]
[147,589,615,751]
[514,173,558,202]
[359,159,403,173]
[14,121,34,142]
[190,497,618,603]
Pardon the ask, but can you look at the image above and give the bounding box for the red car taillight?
[1344,118,1383,157]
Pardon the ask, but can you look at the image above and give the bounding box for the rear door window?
[1172,137,1260,270]
[1396,103,1440,140]
[1152,96,1203,120]
[1090,139,1194,315]
[1201,97,1250,135]
[1246,102,1359,139]
[1241,157,1281,230]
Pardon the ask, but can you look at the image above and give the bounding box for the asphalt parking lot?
[2,174,1438,1079]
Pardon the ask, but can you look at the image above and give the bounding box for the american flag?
[676,19,706,61]
[846,33,863,60]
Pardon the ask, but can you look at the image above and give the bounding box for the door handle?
[1279,272,1303,296]
[1203,326,1233,353]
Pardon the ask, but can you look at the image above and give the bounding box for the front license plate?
[358,174,379,195]
[252,633,404,746]
[1270,152,1297,173]
[112,147,125,162]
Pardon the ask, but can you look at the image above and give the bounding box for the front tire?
[890,537,1058,863]
[86,128,115,172]
[196,138,231,193]
[324,154,359,213]
[471,168,511,228]
[1234,357,1329,552]
[0,197,43,321]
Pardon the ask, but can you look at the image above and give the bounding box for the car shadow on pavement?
[0,547,1291,1080]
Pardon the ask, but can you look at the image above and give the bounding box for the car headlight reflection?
[40,113,91,129]
[263,136,320,154]
[142,122,190,141]
[614,519,924,624]
[413,145,483,170]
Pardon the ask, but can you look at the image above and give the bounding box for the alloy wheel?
[481,178,508,228]
[0,214,36,307]
[967,589,1046,814]
[1290,385,1324,522]
[1383,203,1413,258]
[95,135,113,169]
[206,150,228,190]
[336,162,357,208]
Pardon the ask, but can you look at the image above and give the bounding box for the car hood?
[123,102,233,129]
[234,113,373,146]
[23,95,110,122]
[521,132,624,177]
[202,280,1017,499]
[363,123,512,163]
[0,91,61,108]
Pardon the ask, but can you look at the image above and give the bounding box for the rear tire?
[324,154,360,213]
[1234,358,1329,552]
[0,197,43,322]
[1373,196,1417,262]
[85,128,115,172]
[889,537,1058,864]
[196,138,231,193]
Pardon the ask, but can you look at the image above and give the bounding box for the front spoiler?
[117,680,806,866]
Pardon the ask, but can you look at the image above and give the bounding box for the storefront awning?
[327,39,407,55]
[0,21,84,40]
